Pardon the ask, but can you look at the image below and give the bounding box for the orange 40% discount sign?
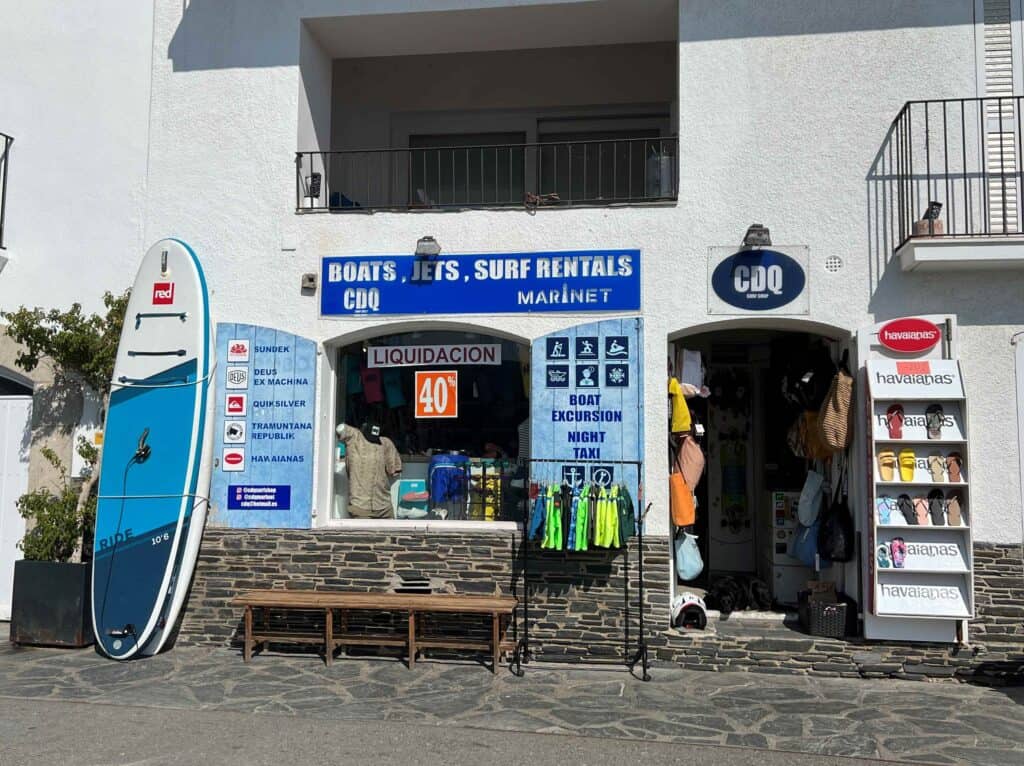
[414,370,459,418]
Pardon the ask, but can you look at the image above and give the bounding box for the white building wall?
[3,1,1021,543]
[0,0,154,311]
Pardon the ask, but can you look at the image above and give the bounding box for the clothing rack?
[511,458,651,681]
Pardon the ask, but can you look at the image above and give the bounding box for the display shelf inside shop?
[866,358,974,623]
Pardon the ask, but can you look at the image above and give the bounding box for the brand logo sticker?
[152,282,175,305]
[222,447,245,472]
[227,339,250,363]
[879,318,942,354]
[225,393,247,416]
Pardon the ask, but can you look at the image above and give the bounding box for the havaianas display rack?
[511,457,652,681]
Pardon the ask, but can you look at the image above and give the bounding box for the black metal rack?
[511,457,652,681]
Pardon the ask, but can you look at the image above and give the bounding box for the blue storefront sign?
[531,318,644,509]
[321,250,641,316]
[211,323,316,528]
[709,248,808,313]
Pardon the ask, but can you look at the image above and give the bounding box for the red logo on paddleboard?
[152,282,175,305]
[878,318,941,354]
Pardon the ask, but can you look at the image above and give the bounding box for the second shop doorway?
[669,325,855,617]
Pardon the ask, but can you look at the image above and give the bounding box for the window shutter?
[984,0,1019,233]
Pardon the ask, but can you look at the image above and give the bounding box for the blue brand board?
[531,318,643,514]
[210,323,316,528]
[710,249,806,311]
[321,250,640,316]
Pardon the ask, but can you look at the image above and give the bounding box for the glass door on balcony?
[409,133,526,207]
[536,130,669,204]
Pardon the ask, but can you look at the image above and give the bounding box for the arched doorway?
[667,319,856,623]
[0,369,33,620]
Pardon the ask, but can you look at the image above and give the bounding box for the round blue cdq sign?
[711,249,806,311]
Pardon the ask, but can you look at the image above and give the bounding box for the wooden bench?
[231,591,518,672]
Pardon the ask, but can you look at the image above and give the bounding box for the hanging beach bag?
[674,532,704,581]
[798,469,825,526]
[802,411,833,461]
[817,354,854,452]
[677,434,706,489]
[669,467,696,527]
[790,519,822,568]
[818,471,855,562]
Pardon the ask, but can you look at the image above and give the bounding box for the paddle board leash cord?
[113,370,215,387]
[96,427,155,641]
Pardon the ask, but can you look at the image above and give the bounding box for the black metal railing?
[295,136,677,212]
[891,97,1024,248]
[0,132,11,249]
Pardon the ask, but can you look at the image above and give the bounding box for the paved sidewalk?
[1,630,1022,765]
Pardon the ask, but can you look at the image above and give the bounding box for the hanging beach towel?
[674,532,704,581]
[670,448,696,527]
[798,469,825,526]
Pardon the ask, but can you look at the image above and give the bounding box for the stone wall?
[179,529,1022,683]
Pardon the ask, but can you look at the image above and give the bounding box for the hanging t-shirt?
[382,368,405,408]
[668,377,692,433]
[361,365,384,404]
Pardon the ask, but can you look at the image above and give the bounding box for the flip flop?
[889,537,907,568]
[876,544,892,568]
[925,404,944,440]
[928,489,946,526]
[886,404,905,439]
[877,449,897,482]
[946,452,963,483]
[913,496,930,526]
[897,494,914,525]
[946,490,963,526]
[928,453,945,483]
[876,495,895,525]
[898,448,916,482]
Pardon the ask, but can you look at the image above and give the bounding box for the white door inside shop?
[0,395,32,620]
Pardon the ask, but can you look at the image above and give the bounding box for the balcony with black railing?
[0,132,11,249]
[889,98,1024,264]
[295,136,678,213]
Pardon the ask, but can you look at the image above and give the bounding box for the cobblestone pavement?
[1,633,1022,765]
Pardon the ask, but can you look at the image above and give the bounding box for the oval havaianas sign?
[878,317,942,354]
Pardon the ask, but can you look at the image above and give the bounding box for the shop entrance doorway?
[669,325,854,618]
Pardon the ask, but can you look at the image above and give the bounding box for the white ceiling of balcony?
[306,0,678,59]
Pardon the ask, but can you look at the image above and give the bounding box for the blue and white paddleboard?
[92,239,215,659]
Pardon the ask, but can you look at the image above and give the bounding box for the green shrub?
[17,448,95,563]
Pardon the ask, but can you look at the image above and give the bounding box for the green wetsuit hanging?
[542,484,563,550]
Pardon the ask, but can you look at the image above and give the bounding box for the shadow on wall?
[168,0,973,72]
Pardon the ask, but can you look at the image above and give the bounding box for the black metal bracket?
[515,458,649,681]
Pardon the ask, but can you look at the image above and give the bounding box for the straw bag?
[817,358,854,452]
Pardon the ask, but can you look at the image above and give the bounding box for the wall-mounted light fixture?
[742,223,771,249]
[307,172,322,199]
[415,235,441,258]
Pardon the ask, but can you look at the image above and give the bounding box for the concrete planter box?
[10,560,93,648]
